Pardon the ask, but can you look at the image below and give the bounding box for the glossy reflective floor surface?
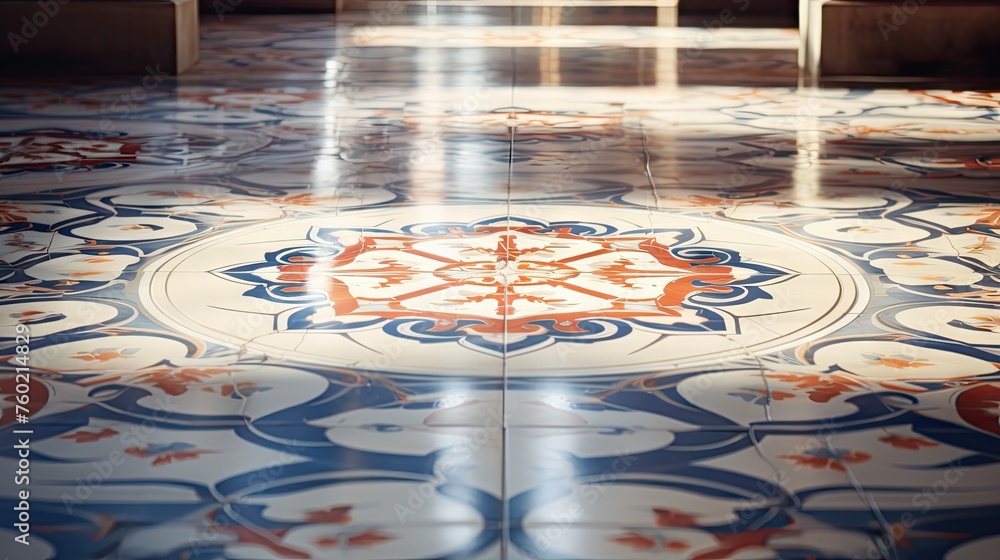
[2,5,1000,560]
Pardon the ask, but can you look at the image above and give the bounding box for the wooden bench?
[679,0,797,24]
[804,0,1000,87]
[199,0,335,14]
[0,0,198,75]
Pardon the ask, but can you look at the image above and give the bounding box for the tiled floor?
[2,4,1000,559]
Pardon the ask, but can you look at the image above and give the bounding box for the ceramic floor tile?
[337,172,510,207]
[0,195,91,231]
[2,417,502,525]
[648,163,792,193]
[508,117,653,206]
[506,526,885,560]
[749,359,900,428]
[795,333,999,383]
[2,357,254,430]
[505,362,768,430]
[507,178,657,208]
[822,426,1000,558]
[505,428,788,523]
[110,522,502,559]
[135,271,508,376]
[247,421,503,496]
[504,427,886,558]
[514,149,646,177]
[3,6,1000,559]
[0,118,274,193]
[234,364,504,428]
[706,185,916,226]
[0,268,142,303]
[891,384,1000,439]
[751,433,889,534]
[1,229,55,267]
[826,424,1000,500]
[0,252,140,302]
[502,270,762,377]
[645,208,871,277]
[12,428,501,557]
[4,309,221,382]
[331,139,513,169]
[147,204,512,273]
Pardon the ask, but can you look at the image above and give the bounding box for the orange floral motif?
[313,537,339,548]
[239,222,769,347]
[79,367,238,396]
[613,525,797,560]
[311,531,395,549]
[963,236,997,253]
[878,434,939,450]
[303,505,352,524]
[609,532,656,551]
[660,195,728,208]
[779,449,872,472]
[887,521,972,549]
[207,522,307,559]
[653,508,699,527]
[1,233,47,256]
[59,428,119,443]
[692,528,794,560]
[962,315,1000,333]
[151,191,210,200]
[608,532,691,552]
[975,210,1000,227]
[123,443,216,466]
[0,205,48,225]
[148,450,215,466]
[665,539,691,551]
[11,310,45,319]
[346,531,395,547]
[766,373,866,403]
[69,348,140,363]
[0,132,143,171]
[273,194,343,207]
[862,353,934,370]
[206,381,258,398]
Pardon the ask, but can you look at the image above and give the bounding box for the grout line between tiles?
[503,32,516,554]
[638,116,663,209]
[825,436,898,560]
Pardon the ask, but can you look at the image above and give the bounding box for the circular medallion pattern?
[139,205,870,376]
